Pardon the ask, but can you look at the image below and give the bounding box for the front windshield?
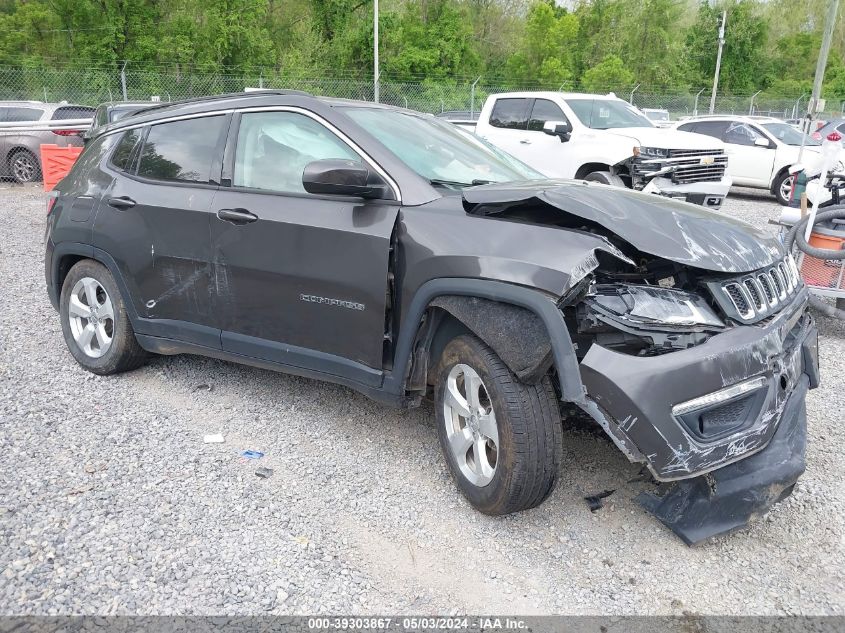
[762,122,821,146]
[565,98,654,129]
[342,107,543,187]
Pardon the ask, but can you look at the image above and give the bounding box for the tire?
[59,259,147,375]
[774,171,794,206]
[9,149,41,184]
[434,334,563,515]
[584,170,624,187]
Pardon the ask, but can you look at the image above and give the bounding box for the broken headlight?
[588,284,724,331]
[637,146,669,159]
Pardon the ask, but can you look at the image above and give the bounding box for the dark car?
[44,91,819,544]
[1,101,94,182]
[84,101,155,141]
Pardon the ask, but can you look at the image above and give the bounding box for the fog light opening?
[780,375,788,391]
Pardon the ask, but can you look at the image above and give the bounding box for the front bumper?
[638,374,808,545]
[641,175,732,209]
[577,290,818,543]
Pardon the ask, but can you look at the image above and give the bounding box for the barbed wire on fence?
[1,62,843,120]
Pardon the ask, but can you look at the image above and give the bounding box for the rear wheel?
[434,334,563,515]
[60,260,147,375]
[9,149,41,183]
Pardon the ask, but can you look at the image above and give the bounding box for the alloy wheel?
[780,175,795,203]
[67,277,115,358]
[442,363,499,487]
[11,153,37,183]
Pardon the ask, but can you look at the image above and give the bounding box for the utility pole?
[799,0,840,162]
[708,11,726,114]
[373,0,379,103]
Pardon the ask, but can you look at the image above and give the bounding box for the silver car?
[0,101,94,183]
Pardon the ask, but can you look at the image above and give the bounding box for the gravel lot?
[1,182,843,616]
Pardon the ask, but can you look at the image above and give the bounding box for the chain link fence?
[2,63,843,121]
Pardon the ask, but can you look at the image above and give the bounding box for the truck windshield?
[565,98,654,129]
[342,107,543,188]
[762,122,821,146]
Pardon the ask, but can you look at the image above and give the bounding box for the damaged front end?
[463,183,820,544]
[568,252,819,545]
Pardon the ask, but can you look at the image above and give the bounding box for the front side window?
[489,98,531,130]
[137,116,225,184]
[233,111,359,194]
[527,99,567,132]
[564,98,653,129]
[110,129,141,172]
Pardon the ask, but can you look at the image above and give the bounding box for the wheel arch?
[770,164,792,194]
[388,278,585,405]
[50,243,140,325]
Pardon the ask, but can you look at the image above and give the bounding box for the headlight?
[637,146,670,159]
[588,284,724,330]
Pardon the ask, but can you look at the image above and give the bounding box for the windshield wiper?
[428,178,497,188]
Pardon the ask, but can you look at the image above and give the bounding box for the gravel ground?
[1,182,843,616]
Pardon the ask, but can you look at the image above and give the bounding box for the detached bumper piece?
[637,375,808,546]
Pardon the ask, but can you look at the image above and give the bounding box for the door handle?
[520,139,532,145]
[107,196,135,210]
[217,208,259,225]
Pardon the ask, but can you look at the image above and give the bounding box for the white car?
[473,92,731,209]
[674,115,832,205]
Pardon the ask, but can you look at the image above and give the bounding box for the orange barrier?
[40,144,83,192]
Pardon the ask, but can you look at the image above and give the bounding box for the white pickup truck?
[467,92,732,209]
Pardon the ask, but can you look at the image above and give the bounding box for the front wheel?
[434,334,563,515]
[774,171,794,206]
[584,170,625,187]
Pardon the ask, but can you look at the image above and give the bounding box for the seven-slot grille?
[667,149,728,185]
[716,258,801,322]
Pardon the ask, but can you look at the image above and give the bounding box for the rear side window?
[690,120,731,140]
[52,106,95,120]
[527,99,567,132]
[489,98,530,130]
[0,107,45,122]
[137,116,226,184]
[110,129,142,172]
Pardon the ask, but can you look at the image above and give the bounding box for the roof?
[486,91,623,100]
[679,114,784,124]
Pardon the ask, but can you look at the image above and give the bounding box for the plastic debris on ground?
[255,466,274,479]
[241,450,264,459]
[203,434,225,444]
[584,489,616,512]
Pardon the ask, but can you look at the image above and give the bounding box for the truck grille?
[710,258,802,323]
[667,149,728,184]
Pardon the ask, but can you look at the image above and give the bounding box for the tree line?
[1,0,844,98]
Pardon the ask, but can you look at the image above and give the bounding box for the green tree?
[581,54,635,92]
[504,1,577,85]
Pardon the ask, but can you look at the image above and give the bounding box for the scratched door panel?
[210,189,399,370]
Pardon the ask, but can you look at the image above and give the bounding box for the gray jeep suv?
[44,91,819,544]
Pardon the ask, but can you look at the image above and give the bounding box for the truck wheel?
[434,334,562,515]
[584,170,624,187]
[774,171,794,206]
[60,259,148,375]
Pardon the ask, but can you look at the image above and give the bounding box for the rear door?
[94,114,229,348]
[210,108,400,380]
[478,97,533,160]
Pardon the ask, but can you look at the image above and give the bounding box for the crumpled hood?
[607,127,725,150]
[463,180,782,273]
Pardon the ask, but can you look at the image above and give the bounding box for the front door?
[94,115,229,348]
[210,110,400,380]
[723,122,775,187]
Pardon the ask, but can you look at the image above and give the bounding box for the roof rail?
[129,89,313,116]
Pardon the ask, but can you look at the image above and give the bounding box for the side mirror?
[754,137,771,148]
[302,159,390,199]
[543,120,572,142]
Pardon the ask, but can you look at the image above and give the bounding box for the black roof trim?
[128,89,312,117]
